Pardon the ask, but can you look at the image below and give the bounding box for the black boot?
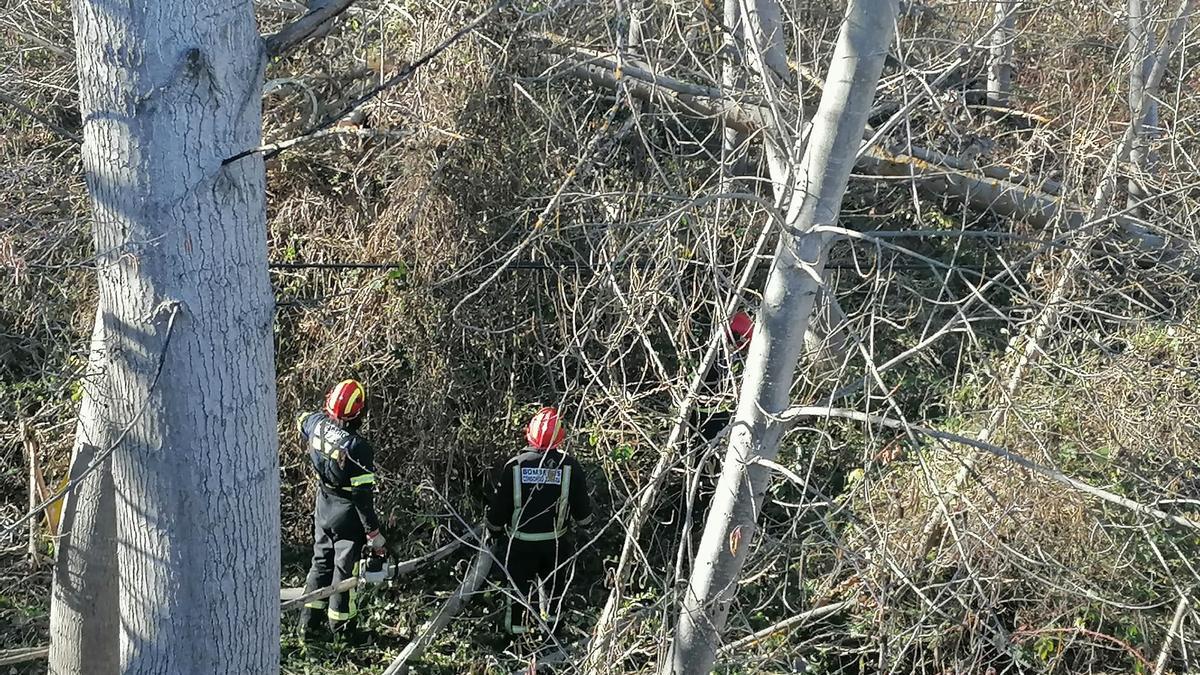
[299,607,329,642]
[330,617,367,646]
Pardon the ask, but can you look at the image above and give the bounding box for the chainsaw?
[361,548,398,585]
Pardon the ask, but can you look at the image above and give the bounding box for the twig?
[225,0,509,166]
[0,90,81,144]
[18,417,40,567]
[0,304,181,541]
[545,46,1115,231]
[263,0,356,57]
[913,0,1199,558]
[1152,595,1191,675]
[780,406,1200,531]
[0,647,48,666]
[280,577,360,613]
[243,125,415,158]
[1011,626,1154,672]
[716,599,855,656]
[449,100,628,326]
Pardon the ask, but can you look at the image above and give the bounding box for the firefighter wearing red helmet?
[486,406,594,636]
[693,311,754,443]
[296,379,385,641]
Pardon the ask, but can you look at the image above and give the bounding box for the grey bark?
[720,0,749,187]
[1127,0,1159,220]
[739,0,794,198]
[49,306,119,675]
[263,0,354,54]
[739,0,791,92]
[665,1,900,672]
[71,0,280,670]
[987,1,1016,109]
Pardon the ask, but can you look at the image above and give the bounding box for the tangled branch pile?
[1,0,1198,672]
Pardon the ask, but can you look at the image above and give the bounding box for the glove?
[366,529,386,552]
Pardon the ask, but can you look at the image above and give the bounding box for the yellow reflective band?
[327,609,352,621]
[346,386,363,412]
[348,561,359,618]
[512,530,560,542]
[296,414,307,434]
[505,597,527,634]
[304,600,327,609]
[350,473,375,486]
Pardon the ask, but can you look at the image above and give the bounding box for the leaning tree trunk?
[665,1,899,673]
[49,306,119,675]
[69,0,280,671]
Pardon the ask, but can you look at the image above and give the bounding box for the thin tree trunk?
[740,0,794,198]
[1127,0,1159,220]
[71,0,280,670]
[987,1,1015,109]
[739,0,791,93]
[720,0,748,189]
[582,217,777,675]
[49,305,119,675]
[665,2,899,672]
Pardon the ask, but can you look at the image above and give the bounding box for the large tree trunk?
[49,306,119,675]
[70,0,280,671]
[665,1,899,672]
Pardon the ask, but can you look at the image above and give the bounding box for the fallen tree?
[280,529,469,611]
[382,541,496,675]
[16,532,472,666]
[540,43,1162,236]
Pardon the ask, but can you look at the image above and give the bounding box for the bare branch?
[781,406,1200,531]
[263,0,356,58]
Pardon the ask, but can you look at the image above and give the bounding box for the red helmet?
[526,407,565,450]
[325,379,366,422]
[728,311,753,350]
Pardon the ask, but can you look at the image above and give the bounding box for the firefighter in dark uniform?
[297,379,386,639]
[487,406,594,636]
[690,311,754,462]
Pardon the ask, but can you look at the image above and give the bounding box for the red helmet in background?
[325,379,366,422]
[729,311,754,350]
[526,406,565,450]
